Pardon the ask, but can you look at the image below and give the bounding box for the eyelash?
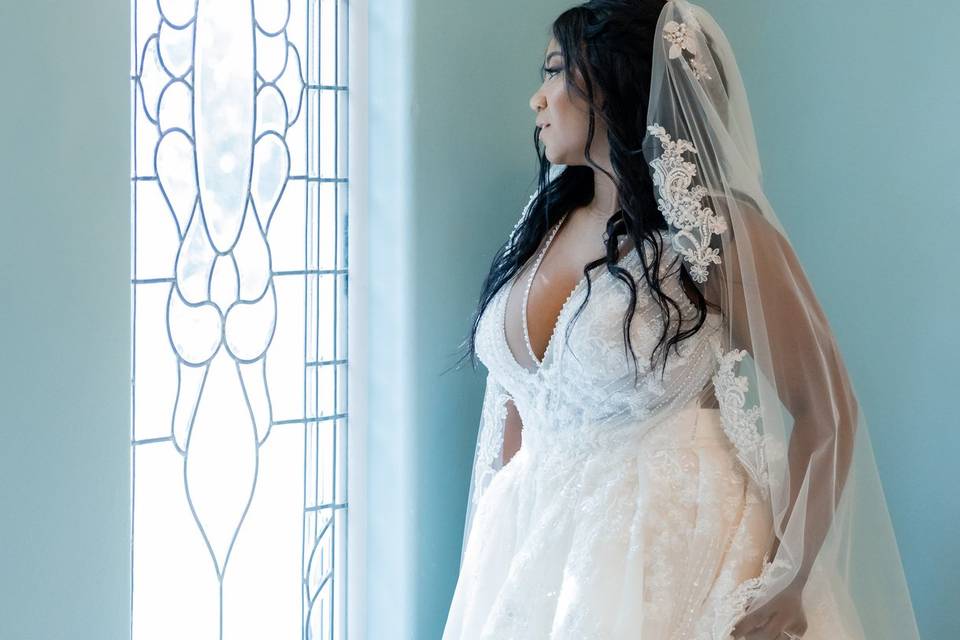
[542,66,561,79]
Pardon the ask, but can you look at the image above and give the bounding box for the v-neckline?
[500,224,638,378]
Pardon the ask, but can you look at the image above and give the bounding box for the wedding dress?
[443,223,852,639]
[444,1,920,638]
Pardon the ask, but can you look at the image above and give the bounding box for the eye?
[541,66,561,80]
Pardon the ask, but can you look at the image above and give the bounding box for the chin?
[544,148,563,165]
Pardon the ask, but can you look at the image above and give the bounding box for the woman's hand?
[730,583,807,640]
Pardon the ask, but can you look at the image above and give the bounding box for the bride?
[443,1,920,639]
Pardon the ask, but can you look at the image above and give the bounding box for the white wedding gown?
[443,233,858,640]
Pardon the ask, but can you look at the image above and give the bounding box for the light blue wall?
[371,0,956,638]
[0,1,130,639]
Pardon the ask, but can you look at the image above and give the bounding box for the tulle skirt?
[443,399,857,639]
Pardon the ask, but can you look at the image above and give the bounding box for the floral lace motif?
[710,345,786,502]
[712,554,795,640]
[646,124,727,284]
[663,19,713,81]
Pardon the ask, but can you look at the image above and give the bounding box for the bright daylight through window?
[130,0,350,637]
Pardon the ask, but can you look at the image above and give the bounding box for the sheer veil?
[460,1,920,637]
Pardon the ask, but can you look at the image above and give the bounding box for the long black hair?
[448,0,719,383]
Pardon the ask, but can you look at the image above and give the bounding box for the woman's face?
[528,38,608,166]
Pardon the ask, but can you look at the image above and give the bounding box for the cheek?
[547,91,576,134]
[550,108,586,146]
[548,87,571,116]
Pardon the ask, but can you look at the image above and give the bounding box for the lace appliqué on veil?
[663,19,713,81]
[712,553,795,640]
[646,124,727,284]
[710,345,786,503]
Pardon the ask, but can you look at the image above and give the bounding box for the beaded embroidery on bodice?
[475,230,724,451]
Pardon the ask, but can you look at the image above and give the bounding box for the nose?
[529,89,545,114]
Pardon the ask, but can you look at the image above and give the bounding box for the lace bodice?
[474,231,724,456]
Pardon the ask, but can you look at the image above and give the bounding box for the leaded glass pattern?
[130,1,349,637]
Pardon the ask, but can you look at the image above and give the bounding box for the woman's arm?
[502,398,523,464]
[706,207,858,588]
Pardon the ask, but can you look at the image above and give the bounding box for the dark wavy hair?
[448,0,719,383]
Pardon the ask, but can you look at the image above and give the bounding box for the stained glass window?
[130,0,349,637]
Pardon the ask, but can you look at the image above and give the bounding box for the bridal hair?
[451,0,715,382]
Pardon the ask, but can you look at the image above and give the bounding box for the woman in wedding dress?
[443,1,920,639]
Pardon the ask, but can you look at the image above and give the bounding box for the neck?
[589,160,619,218]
